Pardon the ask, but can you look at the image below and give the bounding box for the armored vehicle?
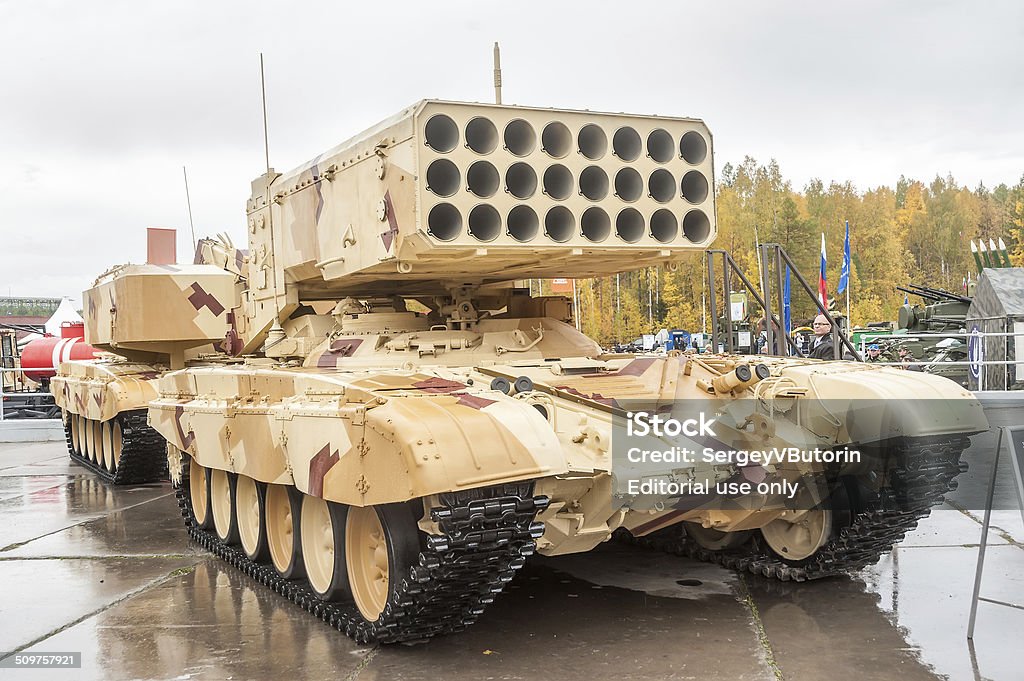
[51,238,247,483]
[63,101,986,643]
[896,284,970,336]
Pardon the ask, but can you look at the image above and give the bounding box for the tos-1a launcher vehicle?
[55,100,985,643]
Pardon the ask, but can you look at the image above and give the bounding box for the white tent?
[44,298,83,336]
[16,332,44,349]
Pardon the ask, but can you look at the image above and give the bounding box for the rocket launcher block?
[246,101,716,299]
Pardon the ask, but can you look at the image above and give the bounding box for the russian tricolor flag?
[818,233,828,307]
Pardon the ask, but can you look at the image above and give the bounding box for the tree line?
[559,158,1024,345]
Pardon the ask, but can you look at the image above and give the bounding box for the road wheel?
[210,469,239,544]
[345,504,420,622]
[89,419,100,464]
[109,419,123,472]
[189,458,213,529]
[301,496,350,601]
[83,419,94,462]
[71,414,82,455]
[236,476,269,562]
[99,421,112,472]
[760,509,832,562]
[266,484,305,579]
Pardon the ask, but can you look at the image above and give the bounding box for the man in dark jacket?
[808,314,835,359]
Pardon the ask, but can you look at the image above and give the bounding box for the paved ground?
[1,440,1022,680]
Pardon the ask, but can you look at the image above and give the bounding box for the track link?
[64,411,168,485]
[176,456,549,644]
[629,435,971,581]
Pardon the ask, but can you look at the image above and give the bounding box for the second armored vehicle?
[51,238,247,483]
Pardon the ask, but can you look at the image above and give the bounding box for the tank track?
[175,457,549,644]
[630,435,970,582]
[64,411,168,485]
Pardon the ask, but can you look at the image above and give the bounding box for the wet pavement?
[2,440,1023,680]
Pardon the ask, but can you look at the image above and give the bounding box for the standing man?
[808,314,835,359]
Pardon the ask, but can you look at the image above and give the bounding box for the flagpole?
[846,282,850,327]
[845,221,850,326]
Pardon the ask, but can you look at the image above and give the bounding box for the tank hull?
[149,353,986,564]
[51,360,167,484]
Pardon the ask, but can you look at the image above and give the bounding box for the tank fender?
[317,392,569,506]
[51,363,160,422]
[783,367,989,440]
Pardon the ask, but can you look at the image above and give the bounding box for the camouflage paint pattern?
[84,263,239,360]
[51,361,160,422]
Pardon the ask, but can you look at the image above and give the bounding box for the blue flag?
[838,220,851,294]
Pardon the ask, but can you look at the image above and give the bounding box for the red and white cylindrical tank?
[20,323,100,382]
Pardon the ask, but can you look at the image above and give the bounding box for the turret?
[81,237,244,368]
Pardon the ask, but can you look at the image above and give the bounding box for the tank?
[888,283,972,385]
[66,100,987,643]
[50,237,248,483]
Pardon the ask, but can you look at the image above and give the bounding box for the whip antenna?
[260,53,271,175]
[182,166,197,250]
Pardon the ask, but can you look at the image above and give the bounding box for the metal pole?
[655,267,659,321]
[616,273,620,342]
[707,252,718,351]
[701,253,708,334]
[712,249,801,356]
[760,244,774,357]
[722,254,734,353]
[493,42,502,105]
[572,279,580,331]
[968,428,1004,639]
[648,269,653,326]
[846,281,851,330]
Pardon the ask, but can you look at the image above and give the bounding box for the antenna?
[182,166,197,250]
[260,52,271,175]
[258,53,283,329]
[493,42,502,105]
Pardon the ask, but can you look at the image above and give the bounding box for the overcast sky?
[2,0,1022,299]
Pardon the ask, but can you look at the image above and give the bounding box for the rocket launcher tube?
[998,237,1013,267]
[978,240,993,268]
[970,240,984,273]
[251,100,717,298]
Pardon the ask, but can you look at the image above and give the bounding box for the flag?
[818,233,828,307]
[838,220,851,294]
[783,265,792,337]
